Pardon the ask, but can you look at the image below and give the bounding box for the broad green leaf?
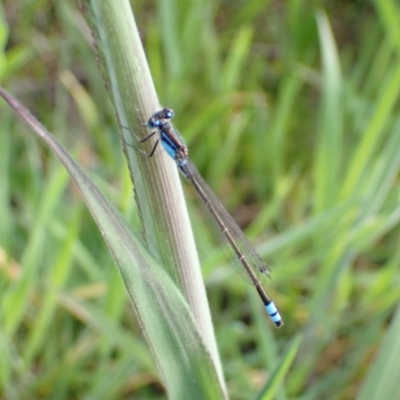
[0,87,226,400]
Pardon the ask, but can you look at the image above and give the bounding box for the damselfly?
[136,108,283,328]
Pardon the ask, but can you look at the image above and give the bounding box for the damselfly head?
[151,108,174,122]
[162,108,174,120]
[147,117,161,129]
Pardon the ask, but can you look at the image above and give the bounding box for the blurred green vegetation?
[1,1,400,399]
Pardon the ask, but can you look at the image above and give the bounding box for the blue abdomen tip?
[265,302,283,327]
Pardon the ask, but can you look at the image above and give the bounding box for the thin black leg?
[124,138,159,158]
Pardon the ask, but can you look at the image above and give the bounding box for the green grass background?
[1,1,400,399]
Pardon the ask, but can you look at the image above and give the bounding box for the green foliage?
[1,0,400,399]
[0,85,226,400]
